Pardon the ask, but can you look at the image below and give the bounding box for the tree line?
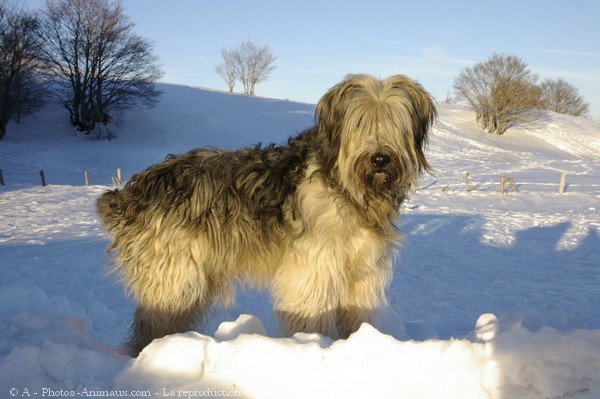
[2,1,588,142]
[452,53,590,135]
[0,0,163,141]
[1,0,278,141]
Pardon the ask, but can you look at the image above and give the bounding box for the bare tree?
[540,78,589,117]
[215,48,236,92]
[217,41,276,95]
[454,54,541,135]
[0,3,46,141]
[40,0,163,136]
[244,41,276,95]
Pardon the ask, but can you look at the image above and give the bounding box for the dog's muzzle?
[361,151,401,194]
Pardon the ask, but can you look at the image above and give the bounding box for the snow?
[1,84,599,398]
[97,314,600,398]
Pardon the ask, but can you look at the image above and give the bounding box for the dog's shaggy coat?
[97,74,436,355]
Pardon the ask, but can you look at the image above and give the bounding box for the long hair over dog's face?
[315,74,436,210]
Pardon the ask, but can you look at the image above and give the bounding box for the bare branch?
[215,48,236,92]
[216,41,276,95]
[539,78,590,117]
[0,2,47,140]
[453,54,541,134]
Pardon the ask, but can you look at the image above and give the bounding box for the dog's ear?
[385,75,437,152]
[315,74,365,135]
[315,74,367,170]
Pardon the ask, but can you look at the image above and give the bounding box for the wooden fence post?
[506,176,516,193]
[83,171,89,186]
[498,174,505,194]
[39,170,46,186]
[465,171,470,192]
[559,172,567,194]
[0,169,4,186]
[113,168,122,186]
[464,171,482,192]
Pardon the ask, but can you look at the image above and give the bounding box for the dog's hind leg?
[122,233,217,356]
[126,268,232,357]
[126,303,199,356]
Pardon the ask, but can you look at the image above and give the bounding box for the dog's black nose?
[371,153,390,168]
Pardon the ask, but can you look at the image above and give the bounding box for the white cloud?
[540,49,600,57]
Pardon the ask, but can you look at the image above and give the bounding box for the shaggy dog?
[97,74,436,356]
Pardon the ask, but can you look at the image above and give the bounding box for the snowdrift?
[118,314,600,399]
[1,313,599,398]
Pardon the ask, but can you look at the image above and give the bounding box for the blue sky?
[25,0,600,117]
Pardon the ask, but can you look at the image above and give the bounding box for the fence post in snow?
[498,174,505,194]
[39,170,46,186]
[83,171,89,186]
[115,168,122,186]
[0,169,4,185]
[559,172,567,194]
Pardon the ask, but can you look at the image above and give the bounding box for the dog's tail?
[97,189,123,231]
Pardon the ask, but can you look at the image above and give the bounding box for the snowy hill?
[1,84,599,398]
[0,84,315,186]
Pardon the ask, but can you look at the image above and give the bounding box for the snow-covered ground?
[1,84,599,398]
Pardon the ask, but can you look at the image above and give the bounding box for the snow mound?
[113,315,600,399]
[2,312,599,398]
[0,313,125,393]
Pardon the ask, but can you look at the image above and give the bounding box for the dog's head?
[315,74,436,210]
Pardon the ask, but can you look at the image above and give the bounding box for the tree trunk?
[0,96,11,140]
[0,119,8,141]
[94,76,104,125]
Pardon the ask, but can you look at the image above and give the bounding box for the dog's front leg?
[272,246,347,338]
[336,260,391,338]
